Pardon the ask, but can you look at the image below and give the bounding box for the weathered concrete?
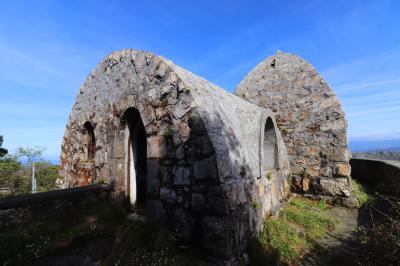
[60,49,290,260]
[235,51,351,197]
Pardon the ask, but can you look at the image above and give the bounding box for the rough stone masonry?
[235,51,352,198]
[60,49,351,261]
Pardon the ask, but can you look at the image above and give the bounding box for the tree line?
[0,135,61,197]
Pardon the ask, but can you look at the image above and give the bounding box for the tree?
[0,144,59,196]
[35,162,60,192]
[0,135,8,158]
[0,155,28,196]
[16,146,45,164]
[15,146,46,193]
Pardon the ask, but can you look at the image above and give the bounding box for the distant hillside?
[351,149,400,161]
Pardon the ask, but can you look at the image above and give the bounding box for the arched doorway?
[123,108,147,208]
[263,117,278,175]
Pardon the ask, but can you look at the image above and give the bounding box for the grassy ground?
[0,180,383,265]
[248,197,335,265]
[0,201,208,266]
[248,180,396,266]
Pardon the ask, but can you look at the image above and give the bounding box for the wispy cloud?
[347,105,400,117]
[323,47,400,88]
[336,78,400,91]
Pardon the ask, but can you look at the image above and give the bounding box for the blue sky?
[0,0,399,161]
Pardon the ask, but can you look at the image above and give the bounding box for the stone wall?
[235,51,351,198]
[0,185,109,227]
[350,158,400,196]
[61,49,291,260]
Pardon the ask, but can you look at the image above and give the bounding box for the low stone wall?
[0,185,110,227]
[350,158,400,195]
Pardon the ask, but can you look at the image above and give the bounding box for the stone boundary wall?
[0,184,109,210]
[350,158,400,196]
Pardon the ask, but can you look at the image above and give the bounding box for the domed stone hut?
[60,49,290,259]
[235,51,351,198]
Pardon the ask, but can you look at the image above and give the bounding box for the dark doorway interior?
[84,122,95,160]
[123,108,147,208]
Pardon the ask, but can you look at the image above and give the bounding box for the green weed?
[162,127,174,138]
[352,180,370,207]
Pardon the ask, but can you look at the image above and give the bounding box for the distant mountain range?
[349,136,400,161]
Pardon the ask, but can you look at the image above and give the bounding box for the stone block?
[319,178,351,197]
[302,177,310,192]
[225,182,247,210]
[306,166,320,177]
[292,175,303,192]
[191,193,206,212]
[334,195,358,208]
[160,187,177,204]
[334,163,351,177]
[173,166,192,185]
[207,186,228,215]
[179,122,190,142]
[194,156,218,180]
[147,136,167,158]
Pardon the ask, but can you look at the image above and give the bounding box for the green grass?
[352,180,370,207]
[282,200,334,238]
[257,217,307,264]
[249,197,335,265]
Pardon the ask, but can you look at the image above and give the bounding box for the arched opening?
[122,108,147,208]
[84,122,95,160]
[263,117,278,176]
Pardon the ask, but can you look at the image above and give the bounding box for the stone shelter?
[60,49,290,259]
[235,51,351,198]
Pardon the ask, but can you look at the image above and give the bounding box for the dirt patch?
[301,207,359,266]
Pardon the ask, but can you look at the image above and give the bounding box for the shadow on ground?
[0,200,209,266]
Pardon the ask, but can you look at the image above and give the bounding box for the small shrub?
[280,127,289,135]
[357,195,400,264]
[265,171,272,180]
[162,127,174,138]
[299,167,308,178]
[317,200,328,211]
[252,201,260,210]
